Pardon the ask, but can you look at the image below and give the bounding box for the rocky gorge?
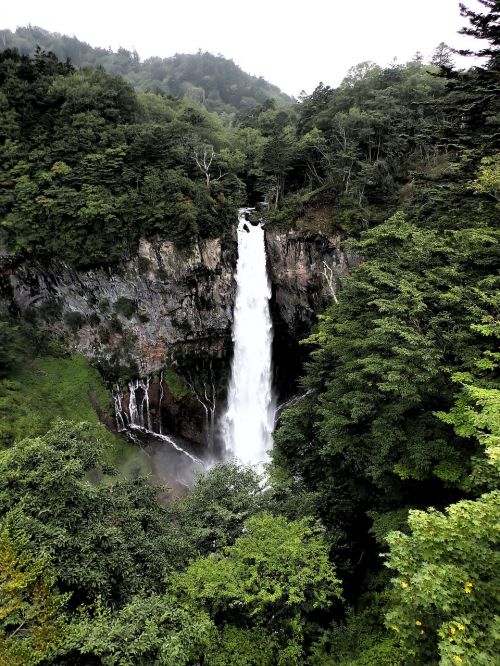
[0,227,360,446]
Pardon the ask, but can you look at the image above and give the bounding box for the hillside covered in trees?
[0,25,294,116]
[0,1,499,664]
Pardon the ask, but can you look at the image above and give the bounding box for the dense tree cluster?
[272,1,500,662]
[0,48,252,265]
[0,423,340,665]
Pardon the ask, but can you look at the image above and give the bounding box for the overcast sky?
[2,0,485,96]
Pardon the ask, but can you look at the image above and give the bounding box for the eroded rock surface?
[2,238,236,376]
[266,230,361,340]
[1,229,359,443]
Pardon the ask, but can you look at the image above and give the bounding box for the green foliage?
[385,491,500,665]
[63,311,86,332]
[0,27,293,115]
[172,512,342,664]
[163,367,190,400]
[384,324,500,665]
[0,4,498,664]
[137,256,152,274]
[64,594,213,665]
[0,422,176,605]
[0,448,341,665]
[0,354,114,448]
[274,205,499,578]
[0,521,69,665]
[113,296,137,318]
[308,605,406,666]
[435,317,500,494]
[266,61,451,229]
[470,153,500,202]
[0,49,246,267]
[204,625,279,666]
[0,319,19,378]
[166,461,267,563]
[37,298,63,323]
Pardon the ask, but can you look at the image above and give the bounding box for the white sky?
[1,0,486,96]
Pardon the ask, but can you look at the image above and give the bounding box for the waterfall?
[222,208,275,465]
[158,370,164,435]
[112,387,127,432]
[127,377,152,431]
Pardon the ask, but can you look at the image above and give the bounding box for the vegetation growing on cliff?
[0,30,470,267]
[0,1,499,664]
[0,355,113,447]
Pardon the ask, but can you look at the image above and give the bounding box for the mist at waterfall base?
[114,378,205,496]
[221,209,275,466]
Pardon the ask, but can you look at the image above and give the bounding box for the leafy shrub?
[137,256,152,274]
[38,298,63,322]
[87,313,100,327]
[63,311,86,332]
[164,368,190,400]
[109,315,123,334]
[98,298,110,313]
[113,297,136,318]
[98,326,110,343]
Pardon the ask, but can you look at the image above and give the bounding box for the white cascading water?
[222,208,275,465]
[113,378,202,464]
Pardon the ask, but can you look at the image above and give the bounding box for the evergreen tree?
[431,42,454,67]
[458,0,500,60]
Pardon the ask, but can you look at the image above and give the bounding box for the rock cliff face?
[267,230,360,338]
[2,237,236,377]
[266,230,360,390]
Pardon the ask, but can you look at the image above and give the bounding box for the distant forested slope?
[0,26,294,116]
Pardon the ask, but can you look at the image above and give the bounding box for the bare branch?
[321,261,339,304]
[193,145,215,189]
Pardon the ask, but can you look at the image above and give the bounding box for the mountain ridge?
[0,25,295,115]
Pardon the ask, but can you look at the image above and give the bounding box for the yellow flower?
[450,626,456,635]
[453,657,463,664]
[390,624,400,633]
[401,580,408,589]
[415,620,422,626]
[419,629,425,635]
[464,581,473,593]
[457,623,465,632]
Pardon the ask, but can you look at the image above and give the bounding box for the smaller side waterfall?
[128,377,152,431]
[183,362,217,451]
[158,370,164,435]
[112,387,127,432]
[113,377,202,464]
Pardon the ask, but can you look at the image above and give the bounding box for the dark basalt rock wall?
[266,230,361,393]
[2,237,236,377]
